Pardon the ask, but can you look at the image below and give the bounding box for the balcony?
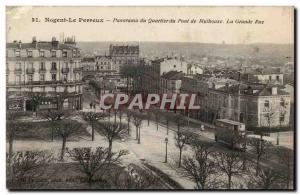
[61,68,70,73]
[39,68,46,73]
[73,67,82,72]
[26,68,35,74]
[14,69,22,74]
[50,68,58,73]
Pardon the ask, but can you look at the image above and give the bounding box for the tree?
[247,167,283,189]
[152,109,161,131]
[81,112,106,141]
[55,120,81,161]
[43,110,65,141]
[6,111,28,166]
[67,147,128,188]
[276,147,294,189]
[175,131,191,167]
[180,141,217,189]
[133,115,143,143]
[30,94,43,117]
[162,111,173,135]
[96,121,127,152]
[248,137,272,175]
[173,113,185,133]
[214,151,244,189]
[7,151,53,188]
[125,110,133,135]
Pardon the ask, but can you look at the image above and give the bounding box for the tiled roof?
[161,71,183,80]
[81,57,95,62]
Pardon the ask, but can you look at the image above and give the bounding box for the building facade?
[6,37,83,111]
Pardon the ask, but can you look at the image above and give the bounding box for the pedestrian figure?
[90,102,93,109]
[93,103,96,109]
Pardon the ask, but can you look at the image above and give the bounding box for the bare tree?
[81,112,106,141]
[180,141,217,189]
[175,131,191,167]
[162,111,173,135]
[67,147,128,188]
[152,109,161,131]
[43,110,65,141]
[247,167,283,189]
[248,137,272,175]
[125,110,132,135]
[55,120,81,161]
[6,111,29,166]
[173,113,185,133]
[133,115,143,143]
[276,146,294,189]
[96,121,127,152]
[111,164,158,189]
[214,151,244,189]
[7,151,53,188]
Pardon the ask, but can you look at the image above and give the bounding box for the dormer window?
[15,50,20,57]
[51,50,56,57]
[27,51,33,57]
[39,51,45,57]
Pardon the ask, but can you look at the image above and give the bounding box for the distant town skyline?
[6,6,294,44]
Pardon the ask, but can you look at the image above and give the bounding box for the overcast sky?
[6,6,294,44]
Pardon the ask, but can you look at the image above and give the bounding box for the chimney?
[271,87,278,95]
[18,40,22,49]
[51,37,59,48]
[32,36,37,48]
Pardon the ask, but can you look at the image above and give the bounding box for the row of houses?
[137,57,292,128]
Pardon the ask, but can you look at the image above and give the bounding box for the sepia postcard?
[6,6,295,190]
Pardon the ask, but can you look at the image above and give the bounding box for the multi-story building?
[160,71,184,94]
[207,83,291,128]
[6,37,83,111]
[109,44,139,66]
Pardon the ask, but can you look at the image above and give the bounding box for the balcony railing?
[14,69,22,74]
[39,68,46,73]
[26,68,35,74]
[73,67,82,72]
[61,68,70,73]
[50,68,57,73]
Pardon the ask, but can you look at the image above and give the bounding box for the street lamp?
[164,137,168,163]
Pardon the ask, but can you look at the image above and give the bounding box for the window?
[63,74,68,81]
[28,75,33,82]
[16,75,21,84]
[280,98,285,107]
[27,62,33,70]
[63,51,67,57]
[51,50,56,57]
[15,50,20,57]
[276,75,280,81]
[264,100,269,108]
[73,50,76,57]
[51,74,56,81]
[40,74,45,81]
[40,62,45,70]
[39,51,45,57]
[16,62,21,70]
[100,66,103,69]
[97,66,99,70]
[27,51,33,57]
[280,114,285,123]
[269,75,272,81]
[63,62,68,69]
[51,62,57,70]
